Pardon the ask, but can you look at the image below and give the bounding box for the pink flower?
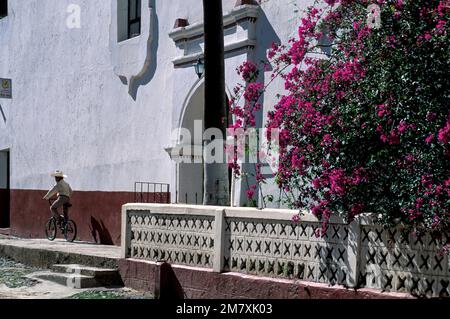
[237,61,258,82]
[444,178,450,187]
[292,153,305,170]
[426,112,437,121]
[389,130,400,145]
[438,1,448,17]
[438,119,450,144]
[436,20,446,30]
[405,154,414,162]
[292,215,301,223]
[324,0,338,6]
[311,205,322,217]
[350,203,364,219]
[243,82,263,102]
[312,178,321,189]
[321,134,333,146]
[415,198,424,209]
[328,168,346,196]
[351,168,366,185]
[376,104,390,118]
[397,120,408,134]
[425,134,434,144]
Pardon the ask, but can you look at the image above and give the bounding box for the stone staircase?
[29,264,123,289]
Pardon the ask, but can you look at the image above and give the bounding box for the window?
[0,0,7,19]
[128,0,141,39]
[117,0,141,42]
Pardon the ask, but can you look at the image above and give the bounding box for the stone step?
[28,271,99,289]
[51,264,123,287]
[0,238,121,270]
[52,264,118,277]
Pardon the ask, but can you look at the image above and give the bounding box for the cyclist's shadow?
[89,217,114,245]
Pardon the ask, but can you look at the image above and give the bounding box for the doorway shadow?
[90,216,114,245]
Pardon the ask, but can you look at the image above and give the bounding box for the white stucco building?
[0,0,314,243]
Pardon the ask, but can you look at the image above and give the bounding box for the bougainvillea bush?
[230,0,449,236]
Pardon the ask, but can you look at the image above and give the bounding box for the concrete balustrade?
[122,204,450,297]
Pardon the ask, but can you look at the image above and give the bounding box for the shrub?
[231,0,449,236]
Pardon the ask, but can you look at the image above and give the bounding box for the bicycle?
[45,199,77,242]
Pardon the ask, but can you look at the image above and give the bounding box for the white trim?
[176,77,205,137]
[172,39,257,66]
[122,203,349,224]
[169,4,260,67]
[168,5,260,42]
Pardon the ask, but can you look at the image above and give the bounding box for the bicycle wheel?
[63,220,77,242]
[45,218,57,241]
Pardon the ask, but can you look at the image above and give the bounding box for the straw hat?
[51,170,67,178]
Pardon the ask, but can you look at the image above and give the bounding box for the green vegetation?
[0,258,40,288]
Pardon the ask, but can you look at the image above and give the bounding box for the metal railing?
[182,192,201,205]
[134,182,170,204]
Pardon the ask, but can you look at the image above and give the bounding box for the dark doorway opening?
[0,150,10,228]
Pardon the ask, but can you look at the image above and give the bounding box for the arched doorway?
[177,81,205,204]
[173,80,233,205]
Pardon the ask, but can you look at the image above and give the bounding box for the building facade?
[0,0,314,244]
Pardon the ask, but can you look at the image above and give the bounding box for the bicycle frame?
[45,198,77,242]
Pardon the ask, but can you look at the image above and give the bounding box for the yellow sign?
[0,78,12,99]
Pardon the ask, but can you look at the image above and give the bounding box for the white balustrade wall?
[122,204,450,297]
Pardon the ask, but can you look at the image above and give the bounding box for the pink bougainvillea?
[230,0,450,236]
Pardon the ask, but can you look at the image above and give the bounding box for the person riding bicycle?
[43,170,73,224]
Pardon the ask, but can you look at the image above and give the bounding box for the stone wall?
[359,221,449,297]
[122,204,450,298]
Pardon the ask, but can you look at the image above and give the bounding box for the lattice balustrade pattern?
[223,218,351,286]
[360,225,450,297]
[123,205,450,297]
[127,211,215,268]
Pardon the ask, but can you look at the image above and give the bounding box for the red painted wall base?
[118,259,412,299]
[9,189,170,245]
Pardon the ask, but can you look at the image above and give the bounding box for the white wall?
[0,0,179,192]
[0,0,314,203]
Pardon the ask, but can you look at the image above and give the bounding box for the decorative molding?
[109,0,156,95]
[169,4,260,67]
[164,143,203,162]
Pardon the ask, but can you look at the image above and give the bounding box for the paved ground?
[0,235,122,270]
[0,257,152,299]
[0,238,153,299]
[0,235,122,259]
